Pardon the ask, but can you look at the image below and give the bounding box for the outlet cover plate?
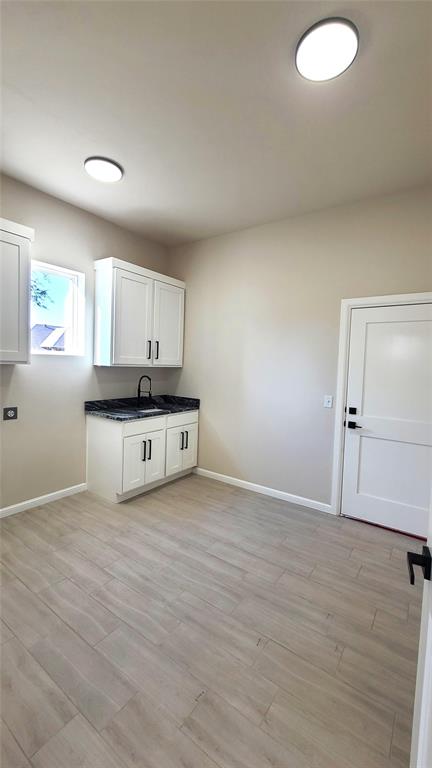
[3,407,18,420]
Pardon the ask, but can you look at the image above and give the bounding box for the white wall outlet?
[323,395,333,409]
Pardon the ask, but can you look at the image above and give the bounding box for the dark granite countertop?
[84,395,200,422]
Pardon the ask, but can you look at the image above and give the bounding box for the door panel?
[123,434,146,492]
[113,269,153,366]
[182,423,198,470]
[144,429,166,484]
[153,281,184,367]
[166,427,183,476]
[342,304,432,537]
[357,438,431,509]
[362,319,431,421]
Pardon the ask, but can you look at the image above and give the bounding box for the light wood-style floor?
[0,474,423,768]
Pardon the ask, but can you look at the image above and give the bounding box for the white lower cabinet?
[87,410,198,502]
[166,422,198,476]
[183,422,198,470]
[166,427,184,476]
[145,429,166,484]
[123,428,165,493]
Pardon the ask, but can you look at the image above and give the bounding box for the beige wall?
[2,178,431,509]
[0,175,173,508]
[167,186,432,506]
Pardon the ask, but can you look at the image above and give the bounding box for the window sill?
[31,350,85,357]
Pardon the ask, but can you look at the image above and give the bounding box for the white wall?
[167,186,432,506]
[0,175,173,508]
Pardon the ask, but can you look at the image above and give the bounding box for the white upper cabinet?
[94,258,185,367]
[0,218,34,364]
[153,280,184,367]
[113,269,153,365]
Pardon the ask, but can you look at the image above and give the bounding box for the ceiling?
[2,1,431,245]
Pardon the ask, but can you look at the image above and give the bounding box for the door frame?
[331,291,432,516]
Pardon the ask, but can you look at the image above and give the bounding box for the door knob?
[407,546,431,585]
[346,421,362,429]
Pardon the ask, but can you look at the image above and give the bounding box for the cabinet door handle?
[184,430,189,449]
[147,340,152,360]
[180,431,184,450]
[147,439,152,461]
[155,341,160,360]
[142,441,147,461]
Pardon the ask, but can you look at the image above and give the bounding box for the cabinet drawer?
[123,415,167,437]
[167,410,199,428]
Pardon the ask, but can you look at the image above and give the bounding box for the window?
[30,261,85,355]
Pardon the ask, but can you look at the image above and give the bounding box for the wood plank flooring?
[0,474,423,767]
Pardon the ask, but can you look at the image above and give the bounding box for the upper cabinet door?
[153,281,184,367]
[0,229,30,364]
[113,269,153,366]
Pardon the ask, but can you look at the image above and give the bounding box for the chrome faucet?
[137,375,152,403]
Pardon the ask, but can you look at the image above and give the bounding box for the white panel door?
[144,429,166,484]
[123,434,146,492]
[182,423,198,470]
[166,426,183,476]
[153,281,184,366]
[113,269,153,366]
[0,231,30,363]
[341,304,432,537]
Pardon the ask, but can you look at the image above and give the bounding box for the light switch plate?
[323,395,333,409]
[3,406,18,420]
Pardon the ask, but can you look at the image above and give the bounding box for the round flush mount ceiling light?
[84,156,124,182]
[296,18,359,81]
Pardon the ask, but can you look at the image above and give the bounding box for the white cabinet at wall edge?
[86,410,199,502]
[94,257,184,367]
[0,218,34,364]
[166,423,198,476]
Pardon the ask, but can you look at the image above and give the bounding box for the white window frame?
[30,260,85,356]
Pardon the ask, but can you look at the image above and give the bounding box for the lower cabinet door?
[123,434,146,492]
[166,426,183,477]
[182,423,198,470]
[144,429,166,484]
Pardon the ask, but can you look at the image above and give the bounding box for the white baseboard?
[0,471,334,519]
[194,467,334,515]
[0,483,87,518]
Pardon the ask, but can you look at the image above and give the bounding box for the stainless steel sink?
[136,408,166,414]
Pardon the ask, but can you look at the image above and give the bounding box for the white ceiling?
[2,1,431,245]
